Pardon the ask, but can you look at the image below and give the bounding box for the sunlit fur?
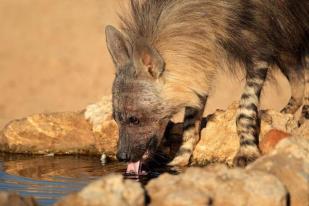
[108,0,308,165]
[119,0,308,111]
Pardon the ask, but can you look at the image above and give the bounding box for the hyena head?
[106,25,171,162]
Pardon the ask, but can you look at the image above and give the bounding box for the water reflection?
[0,154,126,206]
[1,154,126,180]
[0,153,180,206]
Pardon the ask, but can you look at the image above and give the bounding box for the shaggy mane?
[117,0,309,108]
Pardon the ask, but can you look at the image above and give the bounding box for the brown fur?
[106,0,308,165]
[119,0,308,110]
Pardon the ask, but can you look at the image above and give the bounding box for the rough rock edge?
[55,174,145,206]
[0,191,38,206]
[84,96,112,132]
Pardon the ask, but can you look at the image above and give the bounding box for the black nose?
[116,152,129,162]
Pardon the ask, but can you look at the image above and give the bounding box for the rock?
[0,111,99,155]
[146,165,287,206]
[293,121,309,139]
[0,192,38,206]
[259,129,290,155]
[259,109,298,137]
[248,136,309,206]
[0,109,118,157]
[191,103,298,166]
[84,96,113,132]
[0,98,300,164]
[55,174,145,206]
[191,105,239,166]
[92,114,118,158]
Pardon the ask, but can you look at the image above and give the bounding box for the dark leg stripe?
[236,65,268,154]
[237,114,256,122]
[255,68,268,79]
[185,107,198,119]
[237,125,258,138]
[183,107,199,130]
[302,105,309,119]
[240,123,258,133]
[247,82,262,93]
[239,133,256,144]
[241,93,250,100]
[239,138,257,146]
[239,103,258,113]
[245,124,259,133]
[237,128,257,137]
[237,121,257,130]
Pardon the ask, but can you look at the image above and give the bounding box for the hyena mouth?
[126,161,142,175]
[126,150,149,175]
[126,137,157,175]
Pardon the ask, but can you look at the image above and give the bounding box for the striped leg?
[299,56,309,125]
[281,66,305,114]
[168,97,207,166]
[233,62,268,167]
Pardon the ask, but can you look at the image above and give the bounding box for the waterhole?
[0,153,177,205]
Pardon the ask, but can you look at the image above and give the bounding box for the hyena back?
[104,0,309,167]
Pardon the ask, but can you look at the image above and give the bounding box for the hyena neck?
[160,74,208,111]
[119,0,226,110]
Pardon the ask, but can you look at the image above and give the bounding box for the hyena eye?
[128,116,140,125]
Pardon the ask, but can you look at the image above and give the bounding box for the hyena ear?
[105,25,132,69]
[134,42,165,79]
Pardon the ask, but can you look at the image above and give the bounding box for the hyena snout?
[116,142,146,162]
[116,132,159,162]
[116,151,130,162]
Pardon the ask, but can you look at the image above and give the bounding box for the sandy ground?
[0,0,291,129]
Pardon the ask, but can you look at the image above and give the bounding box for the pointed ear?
[105,25,132,69]
[134,43,165,78]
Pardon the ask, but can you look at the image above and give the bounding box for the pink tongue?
[126,161,141,175]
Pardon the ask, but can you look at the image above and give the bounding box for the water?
[0,154,126,206]
[0,153,181,205]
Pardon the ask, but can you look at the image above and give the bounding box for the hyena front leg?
[168,97,207,167]
[233,62,268,167]
[299,56,309,125]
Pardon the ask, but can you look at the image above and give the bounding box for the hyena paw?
[233,148,260,167]
[168,151,191,167]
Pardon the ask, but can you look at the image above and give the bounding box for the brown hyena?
[104,0,309,168]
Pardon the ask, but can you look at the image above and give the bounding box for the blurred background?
[0,0,291,129]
